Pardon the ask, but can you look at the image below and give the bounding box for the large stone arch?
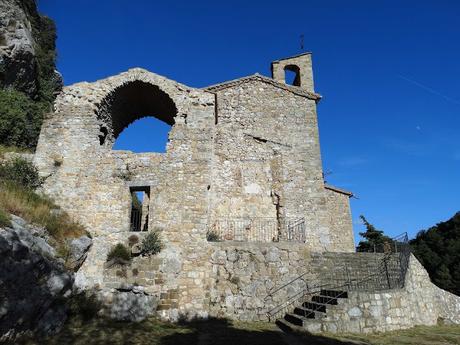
[95,80,178,147]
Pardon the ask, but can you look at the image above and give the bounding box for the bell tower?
[271,52,315,92]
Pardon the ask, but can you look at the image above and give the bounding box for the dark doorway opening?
[130,186,150,232]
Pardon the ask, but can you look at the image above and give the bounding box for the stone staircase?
[276,289,349,333]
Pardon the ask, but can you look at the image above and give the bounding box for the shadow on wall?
[18,316,361,345]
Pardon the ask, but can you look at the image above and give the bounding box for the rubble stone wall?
[33,64,356,320]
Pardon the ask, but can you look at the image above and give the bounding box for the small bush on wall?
[140,228,163,256]
[206,230,220,242]
[107,243,132,264]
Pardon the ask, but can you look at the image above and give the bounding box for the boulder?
[0,224,72,341]
[99,287,159,322]
[0,214,92,341]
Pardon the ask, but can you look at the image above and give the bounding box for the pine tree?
[356,215,392,252]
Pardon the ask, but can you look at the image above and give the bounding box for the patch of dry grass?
[0,181,87,261]
[332,324,460,345]
[0,144,32,158]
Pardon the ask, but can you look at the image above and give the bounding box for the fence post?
[384,256,391,289]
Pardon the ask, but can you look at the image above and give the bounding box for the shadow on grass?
[160,317,362,345]
[15,316,365,345]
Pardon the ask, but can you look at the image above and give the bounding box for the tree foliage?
[0,2,58,148]
[410,212,460,296]
[0,89,47,148]
[356,215,393,252]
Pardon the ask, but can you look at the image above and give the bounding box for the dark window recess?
[130,186,150,231]
[99,126,108,145]
[284,64,301,86]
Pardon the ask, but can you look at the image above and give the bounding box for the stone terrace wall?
[208,242,316,321]
[303,254,460,334]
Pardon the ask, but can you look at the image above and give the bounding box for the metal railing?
[208,217,306,243]
[264,232,411,321]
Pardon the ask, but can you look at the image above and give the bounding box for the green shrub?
[69,291,101,321]
[0,89,48,148]
[107,243,132,263]
[0,157,43,189]
[206,230,220,242]
[140,229,163,256]
[0,208,10,228]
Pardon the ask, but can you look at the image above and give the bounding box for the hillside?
[410,212,460,296]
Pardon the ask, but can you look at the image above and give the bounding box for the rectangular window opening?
[130,186,150,232]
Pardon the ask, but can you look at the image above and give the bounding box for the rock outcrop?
[98,285,159,322]
[0,215,91,342]
[0,0,61,98]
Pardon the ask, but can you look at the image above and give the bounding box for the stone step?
[320,289,348,298]
[284,312,311,327]
[302,301,327,313]
[275,318,303,333]
[293,306,320,319]
[311,295,338,305]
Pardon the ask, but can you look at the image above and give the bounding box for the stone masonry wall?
[33,63,357,320]
[211,80,338,251]
[34,69,217,319]
[325,188,354,252]
[302,254,460,334]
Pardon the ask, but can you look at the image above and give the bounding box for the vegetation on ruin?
[410,211,460,296]
[16,317,460,345]
[206,230,220,242]
[356,215,393,252]
[140,229,163,256]
[107,243,132,263]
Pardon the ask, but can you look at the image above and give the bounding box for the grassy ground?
[0,181,87,263]
[16,316,460,345]
[332,324,460,345]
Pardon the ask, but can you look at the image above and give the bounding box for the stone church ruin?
[33,53,460,333]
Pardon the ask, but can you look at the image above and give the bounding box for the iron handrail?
[265,232,411,321]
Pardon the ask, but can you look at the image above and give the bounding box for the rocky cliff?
[0,214,92,342]
[0,0,61,99]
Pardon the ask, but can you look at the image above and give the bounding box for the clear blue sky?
[38,0,460,242]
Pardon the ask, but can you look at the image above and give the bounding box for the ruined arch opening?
[97,80,177,152]
[284,64,301,86]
